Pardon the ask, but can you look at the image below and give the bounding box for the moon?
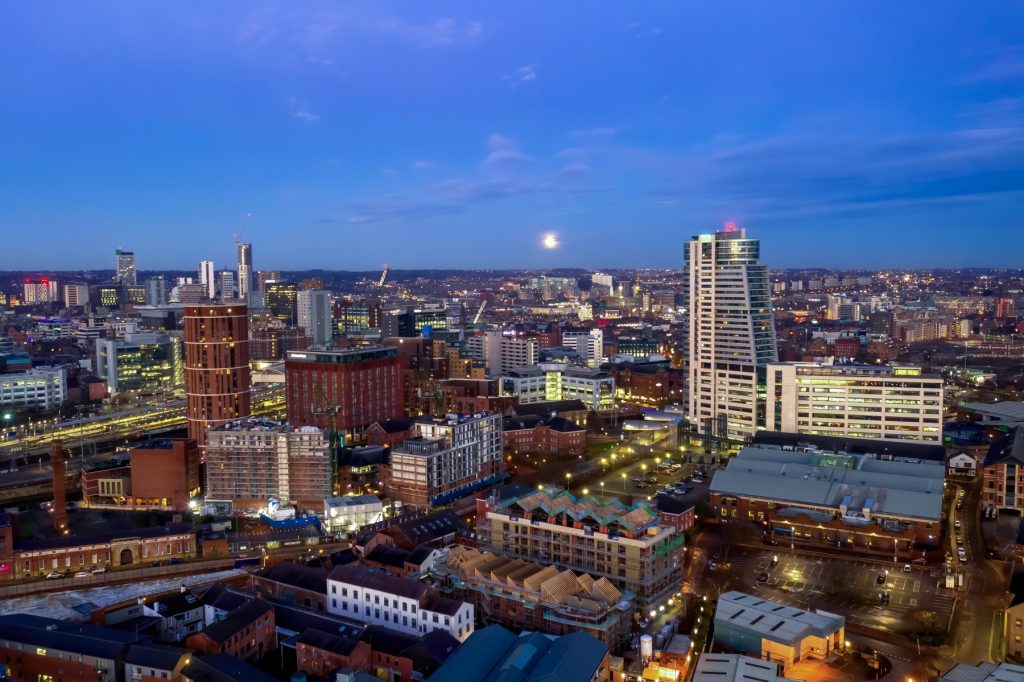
[542,233,560,249]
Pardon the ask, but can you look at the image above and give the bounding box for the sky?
[2,2,1024,271]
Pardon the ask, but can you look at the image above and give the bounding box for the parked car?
[955,520,962,530]
[45,572,64,579]
[73,571,90,578]
[756,572,769,583]
[876,573,887,585]
[903,564,912,573]
[91,567,107,574]
[169,557,183,565]
[913,557,927,565]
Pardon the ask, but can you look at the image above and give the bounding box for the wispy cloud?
[568,126,616,140]
[288,98,319,123]
[347,197,461,225]
[967,48,1024,82]
[504,63,538,87]
[413,160,441,170]
[380,17,484,47]
[482,133,534,169]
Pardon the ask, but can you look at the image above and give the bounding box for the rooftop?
[939,662,1024,682]
[692,653,798,682]
[494,489,662,534]
[201,598,273,644]
[751,431,945,463]
[714,592,844,645]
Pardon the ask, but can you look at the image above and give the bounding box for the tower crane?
[312,382,344,495]
[473,291,494,325]
[378,264,389,287]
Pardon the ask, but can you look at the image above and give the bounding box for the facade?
[130,438,202,511]
[501,364,615,412]
[709,443,945,559]
[184,304,251,447]
[265,280,298,324]
[296,629,372,679]
[116,248,137,286]
[983,428,1024,515]
[217,269,236,300]
[502,414,586,456]
[325,494,385,534]
[479,489,686,608]
[186,598,275,660]
[713,592,844,673]
[250,327,312,361]
[0,366,65,410]
[297,289,334,346]
[562,329,604,368]
[96,331,183,394]
[237,242,253,301]
[204,417,332,511]
[198,260,216,300]
[22,278,58,305]
[64,283,90,307]
[683,225,777,440]
[327,564,474,641]
[285,346,404,442]
[145,275,168,305]
[438,545,635,649]
[386,412,504,507]
[765,360,944,443]
[474,331,538,377]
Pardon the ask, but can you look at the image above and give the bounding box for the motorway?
[0,385,286,467]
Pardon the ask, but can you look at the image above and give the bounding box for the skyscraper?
[184,304,251,447]
[198,260,215,300]
[237,243,253,301]
[683,224,777,440]
[145,275,167,306]
[217,270,236,301]
[265,280,298,325]
[116,249,137,286]
[297,289,333,346]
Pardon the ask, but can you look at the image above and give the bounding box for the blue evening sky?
[2,2,1023,271]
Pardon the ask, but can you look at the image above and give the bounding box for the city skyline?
[3,2,1024,270]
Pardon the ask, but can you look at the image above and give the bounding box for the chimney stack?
[51,441,68,534]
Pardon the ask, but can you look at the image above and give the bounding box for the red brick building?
[609,364,685,408]
[286,346,403,443]
[296,629,372,678]
[130,438,201,511]
[186,598,275,660]
[365,418,414,448]
[184,304,251,447]
[502,415,586,456]
[251,563,328,612]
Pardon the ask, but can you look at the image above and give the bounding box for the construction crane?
[232,211,253,245]
[378,264,389,287]
[311,382,343,495]
[472,292,494,325]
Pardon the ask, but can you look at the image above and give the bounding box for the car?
[756,572,769,583]
[956,502,963,510]
[635,482,648,489]
[646,476,658,484]
[91,567,107,574]
[708,561,717,571]
[913,557,928,565]
[956,536,964,546]
[169,557,183,565]
[876,573,887,585]
[73,571,90,578]
[45,572,64,579]
[630,477,643,483]
[903,564,912,573]
[955,520,962,530]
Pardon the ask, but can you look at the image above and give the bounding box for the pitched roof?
[181,654,280,682]
[393,510,466,543]
[365,544,412,569]
[0,614,137,660]
[256,562,328,593]
[201,598,273,644]
[297,628,363,656]
[123,643,189,670]
[329,564,429,601]
[15,523,194,552]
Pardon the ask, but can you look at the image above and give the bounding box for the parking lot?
[717,546,954,632]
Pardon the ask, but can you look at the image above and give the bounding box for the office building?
[217,269,236,301]
[256,270,280,292]
[184,304,251,447]
[63,283,90,308]
[204,417,333,511]
[115,248,136,286]
[479,489,686,607]
[709,441,944,559]
[96,331,183,394]
[22,278,58,304]
[129,438,202,511]
[176,282,206,305]
[500,364,615,412]
[470,330,538,377]
[386,412,503,507]
[562,328,604,368]
[713,592,845,673]
[326,564,474,641]
[96,284,121,308]
[198,260,216,300]
[250,327,313,361]
[0,367,66,410]
[683,225,777,439]
[265,280,298,324]
[438,545,635,649]
[285,346,403,442]
[298,289,334,346]
[237,242,253,301]
[765,360,944,443]
[145,275,168,305]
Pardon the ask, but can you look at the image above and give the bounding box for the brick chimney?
[51,441,68,534]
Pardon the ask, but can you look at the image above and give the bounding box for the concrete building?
[471,331,538,378]
[285,346,403,443]
[386,412,504,507]
[22,278,58,304]
[116,248,137,286]
[765,360,944,443]
[710,441,945,559]
[437,545,635,649]
[500,364,615,412]
[562,329,604,368]
[96,331,183,394]
[693,653,799,682]
[145,275,168,305]
[325,494,385,534]
[184,304,251,447]
[298,289,334,346]
[683,225,777,440]
[198,260,216,300]
[204,417,333,512]
[0,366,65,410]
[63,283,90,308]
[713,592,844,672]
[237,242,253,301]
[217,269,236,301]
[327,564,474,641]
[478,489,686,608]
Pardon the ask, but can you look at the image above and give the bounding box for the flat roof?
[714,592,844,645]
[960,401,1024,423]
[751,431,945,462]
[940,662,1024,682]
[693,653,799,682]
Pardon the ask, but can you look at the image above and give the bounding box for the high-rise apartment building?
[386,412,504,507]
[561,329,604,368]
[297,289,333,346]
[63,283,90,308]
[285,346,403,442]
[22,278,58,305]
[237,243,253,301]
[204,417,332,511]
[116,249,137,286]
[145,275,168,306]
[468,331,538,377]
[265,281,298,325]
[184,304,251,447]
[198,260,216,300]
[683,225,777,440]
[765,360,944,442]
[256,270,280,292]
[217,270,236,301]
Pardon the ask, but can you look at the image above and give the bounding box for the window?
[331,585,337,594]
